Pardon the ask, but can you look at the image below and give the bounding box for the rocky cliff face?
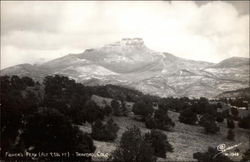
[1,38,249,98]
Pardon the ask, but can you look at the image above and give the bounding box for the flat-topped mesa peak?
[103,38,146,50]
[121,38,144,47]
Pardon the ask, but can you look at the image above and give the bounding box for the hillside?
[216,87,250,99]
[79,109,250,161]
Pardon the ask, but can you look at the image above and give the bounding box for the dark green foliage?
[84,100,104,123]
[111,126,156,162]
[216,112,224,122]
[145,108,175,131]
[227,118,235,129]
[238,115,250,129]
[43,75,90,124]
[0,76,38,158]
[200,114,220,134]
[179,107,197,125]
[132,100,154,119]
[91,84,144,102]
[104,105,112,116]
[91,119,119,141]
[231,107,239,117]
[145,115,157,129]
[241,149,250,162]
[144,130,173,158]
[193,147,233,162]
[21,107,96,161]
[111,99,122,116]
[227,129,235,141]
[21,76,35,86]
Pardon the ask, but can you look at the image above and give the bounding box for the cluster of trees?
[132,99,175,131]
[111,126,173,162]
[110,100,128,116]
[0,75,120,161]
[177,98,221,134]
[91,84,146,102]
[145,108,175,131]
[91,119,119,141]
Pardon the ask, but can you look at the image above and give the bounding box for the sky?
[1,1,249,69]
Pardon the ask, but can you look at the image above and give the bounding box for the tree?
[145,108,175,131]
[91,119,119,141]
[241,149,250,162]
[21,76,35,87]
[132,100,154,120]
[216,112,224,123]
[231,108,239,117]
[227,118,235,129]
[227,129,235,141]
[200,114,219,134]
[0,76,37,159]
[144,130,173,158]
[111,100,122,116]
[179,107,197,125]
[111,126,156,162]
[154,108,175,131]
[105,119,119,141]
[193,147,233,162]
[21,107,96,161]
[91,119,106,141]
[84,100,104,123]
[238,115,250,129]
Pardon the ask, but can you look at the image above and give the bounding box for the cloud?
[1,1,249,68]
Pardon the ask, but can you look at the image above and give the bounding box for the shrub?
[111,100,122,116]
[241,149,250,162]
[200,114,219,134]
[227,118,235,129]
[179,108,197,125]
[216,112,224,122]
[21,107,96,161]
[132,100,154,119]
[144,130,173,158]
[193,147,233,162]
[227,129,235,141]
[238,115,250,129]
[91,119,119,141]
[145,109,175,131]
[111,126,156,162]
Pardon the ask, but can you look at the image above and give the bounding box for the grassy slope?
[79,96,249,161]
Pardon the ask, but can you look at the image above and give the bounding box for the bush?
[227,129,235,141]
[145,108,175,131]
[238,115,250,129]
[231,108,239,117]
[193,147,233,162]
[91,119,119,141]
[144,130,173,158]
[111,126,156,162]
[216,112,224,122]
[111,100,122,116]
[84,100,104,123]
[132,100,154,119]
[21,107,96,161]
[241,149,250,162]
[179,108,197,125]
[227,118,235,129]
[200,114,219,134]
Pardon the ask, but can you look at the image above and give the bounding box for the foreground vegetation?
[1,75,249,161]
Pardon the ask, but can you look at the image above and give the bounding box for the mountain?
[1,38,249,98]
[216,87,250,99]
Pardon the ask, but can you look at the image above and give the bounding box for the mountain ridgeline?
[1,38,249,98]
